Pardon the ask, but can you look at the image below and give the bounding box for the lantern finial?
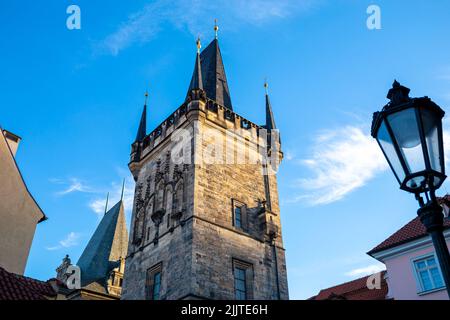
[387,80,411,106]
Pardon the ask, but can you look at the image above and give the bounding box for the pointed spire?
[264,81,276,130]
[120,178,125,201]
[198,37,233,109]
[104,192,109,215]
[186,38,204,95]
[135,91,148,142]
[77,200,128,287]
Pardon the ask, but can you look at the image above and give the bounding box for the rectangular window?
[233,259,253,300]
[235,206,242,229]
[146,263,163,300]
[234,267,247,300]
[153,272,161,300]
[414,256,444,292]
[232,199,247,231]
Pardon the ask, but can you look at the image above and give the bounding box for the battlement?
[130,92,272,167]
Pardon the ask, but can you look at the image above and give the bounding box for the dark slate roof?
[0,267,56,300]
[310,271,388,300]
[198,39,233,110]
[135,104,147,142]
[265,93,276,130]
[368,196,450,255]
[186,51,204,94]
[77,200,128,287]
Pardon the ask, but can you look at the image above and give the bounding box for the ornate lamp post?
[371,80,450,298]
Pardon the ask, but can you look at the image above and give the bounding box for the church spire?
[135,91,148,142]
[264,81,276,130]
[186,38,204,95]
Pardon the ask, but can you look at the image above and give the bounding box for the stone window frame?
[231,199,248,232]
[146,262,163,300]
[232,259,254,300]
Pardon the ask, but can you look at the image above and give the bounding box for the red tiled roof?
[310,271,388,300]
[368,196,450,255]
[0,267,56,300]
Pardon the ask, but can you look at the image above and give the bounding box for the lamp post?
[371,80,450,298]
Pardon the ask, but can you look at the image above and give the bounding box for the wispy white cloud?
[53,178,93,196]
[96,0,318,56]
[288,117,450,206]
[345,264,385,277]
[46,232,81,251]
[291,126,388,206]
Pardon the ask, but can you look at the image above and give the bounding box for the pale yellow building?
[0,128,46,275]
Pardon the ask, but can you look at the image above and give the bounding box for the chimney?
[3,130,21,157]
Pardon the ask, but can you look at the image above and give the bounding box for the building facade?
[121,36,289,300]
[0,128,46,275]
[368,197,450,300]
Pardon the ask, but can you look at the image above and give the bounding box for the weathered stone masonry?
[121,37,288,300]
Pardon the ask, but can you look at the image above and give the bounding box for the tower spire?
[264,80,276,131]
[120,178,125,201]
[135,91,148,142]
[104,192,109,215]
[186,38,204,96]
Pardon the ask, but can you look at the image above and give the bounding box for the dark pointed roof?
[77,201,128,287]
[193,39,232,110]
[265,93,276,131]
[187,51,203,94]
[135,104,147,142]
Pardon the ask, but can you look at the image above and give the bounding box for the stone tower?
[121,35,288,300]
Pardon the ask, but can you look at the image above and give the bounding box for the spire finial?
[120,178,125,201]
[214,19,219,39]
[104,192,109,214]
[264,79,269,95]
[144,89,149,106]
[196,37,201,53]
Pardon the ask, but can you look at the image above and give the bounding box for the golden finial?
[144,89,149,105]
[214,19,219,39]
[264,79,269,95]
[196,37,201,53]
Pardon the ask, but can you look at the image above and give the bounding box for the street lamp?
[371,80,450,298]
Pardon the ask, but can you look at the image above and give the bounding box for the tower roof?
[135,99,147,142]
[186,40,204,94]
[77,200,128,287]
[188,38,232,110]
[265,90,276,131]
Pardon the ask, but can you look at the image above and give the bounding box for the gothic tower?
[121,33,288,300]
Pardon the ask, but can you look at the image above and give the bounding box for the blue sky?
[2,0,450,299]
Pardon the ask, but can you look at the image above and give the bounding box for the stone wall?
[122,101,288,300]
